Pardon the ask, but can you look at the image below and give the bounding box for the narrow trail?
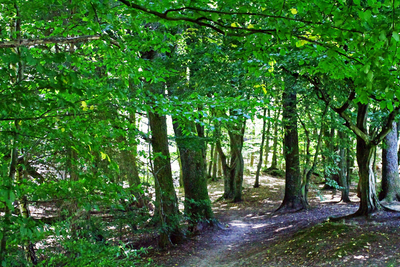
[178,205,359,267]
[152,175,365,267]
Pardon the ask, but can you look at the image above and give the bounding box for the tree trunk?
[215,115,246,202]
[271,107,281,169]
[1,137,17,264]
[380,121,400,202]
[172,118,214,232]
[16,170,38,265]
[301,104,328,206]
[346,146,353,191]
[215,125,234,199]
[218,153,222,177]
[148,110,182,248]
[338,131,351,202]
[354,103,381,216]
[277,80,305,211]
[323,127,337,189]
[255,107,267,188]
[208,144,214,178]
[212,145,218,181]
[264,108,271,168]
[228,124,245,202]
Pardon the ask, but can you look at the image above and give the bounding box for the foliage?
[1,0,400,263]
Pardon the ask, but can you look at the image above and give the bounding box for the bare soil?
[145,174,400,267]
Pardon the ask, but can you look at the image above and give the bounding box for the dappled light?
[2,0,400,265]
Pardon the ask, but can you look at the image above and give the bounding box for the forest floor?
[143,174,400,267]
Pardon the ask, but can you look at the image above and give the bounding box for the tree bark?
[228,123,245,202]
[380,121,400,202]
[270,108,281,169]
[1,139,17,264]
[322,127,337,189]
[208,144,214,178]
[148,109,182,248]
[172,118,214,232]
[277,79,305,211]
[354,103,381,215]
[264,108,271,168]
[255,107,267,188]
[211,144,218,181]
[215,114,246,202]
[338,131,351,202]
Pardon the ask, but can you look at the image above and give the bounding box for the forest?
[1,0,400,266]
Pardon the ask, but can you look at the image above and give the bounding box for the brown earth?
[144,174,400,267]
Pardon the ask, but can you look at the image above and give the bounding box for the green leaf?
[379,101,387,110]
[211,13,219,21]
[364,10,371,20]
[9,191,15,203]
[393,32,399,42]
[335,20,343,27]
[363,64,370,74]
[367,71,374,81]
[395,90,400,100]
[387,101,394,111]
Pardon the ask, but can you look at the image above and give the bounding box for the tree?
[118,0,400,218]
[215,109,246,202]
[148,92,183,247]
[254,107,267,188]
[338,131,351,203]
[380,122,400,202]
[277,76,305,211]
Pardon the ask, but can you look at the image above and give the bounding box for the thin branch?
[333,89,356,114]
[372,106,400,145]
[162,6,362,34]
[0,35,101,48]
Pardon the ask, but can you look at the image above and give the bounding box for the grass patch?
[263,221,390,265]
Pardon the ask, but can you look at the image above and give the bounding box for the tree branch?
[0,35,101,48]
[372,107,400,145]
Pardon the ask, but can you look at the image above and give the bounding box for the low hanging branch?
[0,35,101,48]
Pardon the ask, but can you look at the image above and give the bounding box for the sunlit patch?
[230,220,247,228]
[274,224,293,232]
[354,255,367,260]
[252,223,269,229]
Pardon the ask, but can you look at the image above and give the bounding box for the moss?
[265,222,386,263]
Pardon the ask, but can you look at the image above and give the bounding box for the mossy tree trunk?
[148,100,183,247]
[228,124,245,202]
[277,79,305,211]
[354,103,381,215]
[172,117,214,231]
[211,144,218,181]
[1,137,17,264]
[215,112,246,202]
[208,144,214,178]
[16,168,38,265]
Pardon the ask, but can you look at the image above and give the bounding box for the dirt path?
[149,175,400,267]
